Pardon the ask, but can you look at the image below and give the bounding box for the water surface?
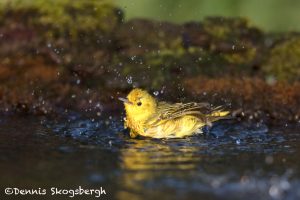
[0,115,299,199]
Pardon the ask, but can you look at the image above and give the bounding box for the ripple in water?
[45,116,300,200]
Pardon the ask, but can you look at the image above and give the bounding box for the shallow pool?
[0,115,299,199]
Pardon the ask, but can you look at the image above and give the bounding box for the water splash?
[126,76,133,84]
[153,91,159,96]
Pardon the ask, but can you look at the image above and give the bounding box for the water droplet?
[126,76,133,84]
[130,56,136,61]
[153,91,159,96]
[54,48,60,54]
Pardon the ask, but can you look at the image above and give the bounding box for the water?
[0,115,300,199]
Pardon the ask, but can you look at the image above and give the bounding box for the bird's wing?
[145,101,212,126]
[142,118,201,138]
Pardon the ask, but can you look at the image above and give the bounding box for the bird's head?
[119,88,157,121]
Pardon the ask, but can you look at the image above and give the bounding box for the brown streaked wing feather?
[145,101,210,126]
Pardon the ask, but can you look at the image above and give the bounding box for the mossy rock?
[115,19,183,56]
[202,17,263,42]
[0,0,122,78]
[263,36,300,82]
[0,0,121,38]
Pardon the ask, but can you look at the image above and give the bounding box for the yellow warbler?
[119,88,229,138]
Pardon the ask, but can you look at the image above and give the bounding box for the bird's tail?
[207,107,230,122]
[211,110,230,117]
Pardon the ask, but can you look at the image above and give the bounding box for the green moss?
[203,17,250,40]
[0,0,120,39]
[263,36,300,82]
[223,45,257,65]
[200,17,263,74]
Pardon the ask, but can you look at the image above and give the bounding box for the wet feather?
[120,88,229,138]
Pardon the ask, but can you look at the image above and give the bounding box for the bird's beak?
[118,97,133,105]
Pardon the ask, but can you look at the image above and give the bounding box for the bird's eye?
[137,102,142,106]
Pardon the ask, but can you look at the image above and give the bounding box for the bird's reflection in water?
[117,137,202,199]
